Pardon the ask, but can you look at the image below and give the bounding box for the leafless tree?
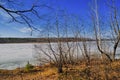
[91,0,120,61]
[0,0,51,35]
[108,0,120,61]
[70,16,92,79]
[34,11,84,73]
[34,12,64,73]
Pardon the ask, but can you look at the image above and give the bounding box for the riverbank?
[0,59,120,80]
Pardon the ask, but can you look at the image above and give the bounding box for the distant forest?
[0,37,93,43]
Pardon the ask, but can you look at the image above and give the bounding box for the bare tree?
[0,0,51,35]
[108,0,120,61]
[34,13,64,73]
[91,0,120,61]
[34,11,83,73]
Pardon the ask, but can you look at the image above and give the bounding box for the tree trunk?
[58,64,63,73]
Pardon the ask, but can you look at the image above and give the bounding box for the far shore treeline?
[0,37,94,43]
[0,37,114,43]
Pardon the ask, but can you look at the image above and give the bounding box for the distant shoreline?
[0,37,114,43]
[0,37,94,43]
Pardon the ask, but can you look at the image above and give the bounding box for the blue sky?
[0,0,120,38]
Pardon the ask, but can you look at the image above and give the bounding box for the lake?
[0,43,35,70]
[0,42,120,70]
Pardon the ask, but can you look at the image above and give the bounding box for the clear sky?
[0,0,120,38]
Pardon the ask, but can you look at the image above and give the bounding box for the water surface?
[0,42,120,70]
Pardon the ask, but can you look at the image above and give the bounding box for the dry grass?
[0,59,120,80]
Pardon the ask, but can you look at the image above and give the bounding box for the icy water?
[0,43,35,70]
[0,42,120,70]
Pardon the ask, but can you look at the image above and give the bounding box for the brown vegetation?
[0,59,120,80]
